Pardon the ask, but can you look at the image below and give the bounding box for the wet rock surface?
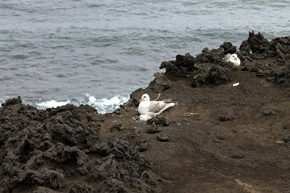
[1,32,290,193]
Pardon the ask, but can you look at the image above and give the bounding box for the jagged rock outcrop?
[160,31,290,88]
[0,98,155,193]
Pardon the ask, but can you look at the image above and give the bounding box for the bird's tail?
[156,103,175,116]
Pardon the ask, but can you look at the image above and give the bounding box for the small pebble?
[263,109,275,116]
[157,134,170,142]
[146,125,161,134]
[232,153,244,159]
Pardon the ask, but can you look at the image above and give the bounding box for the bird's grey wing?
[223,54,231,62]
[162,99,172,103]
[148,101,166,113]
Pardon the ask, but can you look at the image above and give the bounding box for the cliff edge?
[1,32,290,193]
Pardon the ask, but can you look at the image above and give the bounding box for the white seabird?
[224,53,241,66]
[138,94,175,118]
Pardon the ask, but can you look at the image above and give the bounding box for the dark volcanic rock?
[146,125,162,134]
[159,60,184,76]
[175,53,197,72]
[135,140,150,152]
[240,31,290,67]
[217,136,225,140]
[147,116,169,126]
[157,134,170,142]
[263,109,276,116]
[208,65,232,85]
[110,123,124,131]
[0,97,155,193]
[271,64,290,87]
[283,134,290,143]
[160,42,235,87]
[152,72,172,93]
[196,47,224,64]
[220,42,237,54]
[160,53,197,76]
[248,31,270,54]
[1,96,22,106]
[191,64,233,87]
[240,40,251,53]
[241,60,256,71]
[232,153,245,159]
[192,65,233,87]
[270,36,290,63]
[219,114,234,122]
[68,183,92,193]
[282,124,290,130]
[160,31,290,89]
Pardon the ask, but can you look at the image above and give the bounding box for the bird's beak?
[139,100,141,103]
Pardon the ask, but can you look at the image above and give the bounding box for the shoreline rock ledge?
[1,32,290,193]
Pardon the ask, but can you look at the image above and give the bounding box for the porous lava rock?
[0,98,155,193]
[147,116,169,126]
[159,53,197,76]
[160,41,235,87]
[152,73,172,93]
[160,31,290,89]
[220,42,237,54]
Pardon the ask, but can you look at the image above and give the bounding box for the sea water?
[1,0,290,113]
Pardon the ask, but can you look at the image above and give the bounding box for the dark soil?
[1,31,290,193]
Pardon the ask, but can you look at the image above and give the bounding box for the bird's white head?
[139,94,150,102]
[229,53,241,66]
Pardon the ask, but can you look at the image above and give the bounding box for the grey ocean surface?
[1,0,290,113]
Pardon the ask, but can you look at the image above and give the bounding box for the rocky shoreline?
[1,32,290,192]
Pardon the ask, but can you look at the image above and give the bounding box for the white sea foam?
[36,100,71,109]
[35,94,129,114]
[86,94,129,114]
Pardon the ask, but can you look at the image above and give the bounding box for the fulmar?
[138,94,175,120]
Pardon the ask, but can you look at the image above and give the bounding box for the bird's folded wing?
[223,54,231,62]
[148,101,166,113]
[162,99,172,103]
